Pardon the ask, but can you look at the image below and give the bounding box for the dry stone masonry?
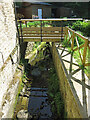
[0,0,20,118]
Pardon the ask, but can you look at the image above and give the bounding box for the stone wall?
[51,43,88,118]
[0,0,20,118]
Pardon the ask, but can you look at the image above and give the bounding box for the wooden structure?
[17,18,90,67]
[17,2,51,19]
[17,18,90,113]
[18,18,83,43]
[64,26,90,67]
[19,26,65,42]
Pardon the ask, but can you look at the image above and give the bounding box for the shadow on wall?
[20,42,28,59]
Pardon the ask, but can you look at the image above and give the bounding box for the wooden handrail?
[65,26,90,67]
[17,18,83,22]
[66,27,88,41]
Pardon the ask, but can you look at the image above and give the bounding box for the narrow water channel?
[27,57,53,120]
[14,44,64,119]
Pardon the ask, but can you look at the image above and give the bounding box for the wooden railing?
[17,18,90,67]
[17,18,83,42]
[64,26,90,67]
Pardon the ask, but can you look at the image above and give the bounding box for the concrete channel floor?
[28,87,52,119]
[55,43,90,117]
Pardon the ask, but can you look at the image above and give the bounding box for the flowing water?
[14,46,54,119]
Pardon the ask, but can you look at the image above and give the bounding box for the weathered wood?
[65,27,68,41]
[71,32,75,50]
[22,32,64,35]
[73,44,84,51]
[65,26,89,67]
[67,35,72,45]
[82,40,88,65]
[17,18,83,22]
[88,41,90,50]
[21,35,65,37]
[66,27,88,41]
[85,63,90,66]
[21,27,65,32]
[23,37,61,42]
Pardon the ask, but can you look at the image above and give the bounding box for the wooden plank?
[65,27,68,41]
[66,26,88,41]
[23,32,64,34]
[82,40,88,65]
[42,39,61,42]
[42,27,65,31]
[88,41,90,50]
[71,32,75,50]
[24,39,41,42]
[67,35,72,45]
[21,34,65,37]
[23,37,62,42]
[22,35,65,37]
[75,32,88,41]
[22,27,65,32]
[22,27,40,31]
[17,18,83,22]
[23,38,61,42]
[73,44,84,51]
[66,27,75,33]
[22,37,62,39]
[85,63,90,66]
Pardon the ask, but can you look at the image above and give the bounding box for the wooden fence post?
[71,32,75,51]
[82,40,88,65]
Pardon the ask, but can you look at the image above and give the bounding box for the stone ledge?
[50,43,88,118]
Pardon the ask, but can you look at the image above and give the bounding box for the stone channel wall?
[51,43,88,118]
[0,0,21,118]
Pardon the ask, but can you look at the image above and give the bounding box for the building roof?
[31,2,51,6]
[15,2,51,8]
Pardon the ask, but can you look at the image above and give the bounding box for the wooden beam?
[22,35,65,37]
[82,40,88,65]
[21,27,65,32]
[23,37,62,42]
[66,26,88,41]
[73,44,84,51]
[85,63,90,66]
[17,18,83,22]
[22,32,64,35]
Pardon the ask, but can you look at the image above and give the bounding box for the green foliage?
[28,21,41,27]
[71,21,90,37]
[71,21,82,31]
[54,92,64,117]
[75,31,84,45]
[19,58,27,66]
[48,66,65,118]
[32,42,41,50]
[62,35,71,47]
[20,21,51,28]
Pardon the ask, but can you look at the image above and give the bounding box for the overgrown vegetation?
[48,63,65,119]
[19,21,51,28]
[18,43,65,119]
[62,21,90,78]
[69,20,90,37]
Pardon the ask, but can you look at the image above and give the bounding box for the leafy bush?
[71,21,90,37]
[48,66,65,118]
